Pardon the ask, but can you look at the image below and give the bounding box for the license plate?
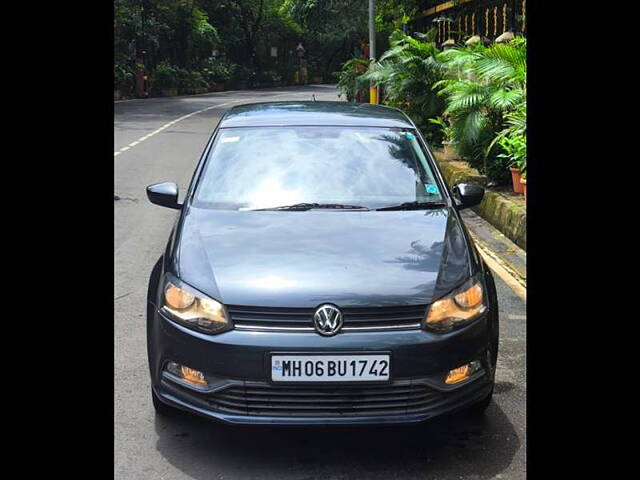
[271,354,390,382]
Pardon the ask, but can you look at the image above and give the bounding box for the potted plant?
[152,62,179,97]
[497,134,526,194]
[509,165,524,194]
[520,171,527,201]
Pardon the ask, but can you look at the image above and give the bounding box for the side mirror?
[146,182,181,210]
[453,183,484,209]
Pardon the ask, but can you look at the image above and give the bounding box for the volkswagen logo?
[313,304,343,336]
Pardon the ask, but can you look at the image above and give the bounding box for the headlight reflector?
[425,278,486,331]
[161,278,231,334]
[454,283,483,309]
[165,284,195,310]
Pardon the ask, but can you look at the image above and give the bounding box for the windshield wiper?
[252,203,370,211]
[376,201,446,211]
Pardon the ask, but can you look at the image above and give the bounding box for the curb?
[459,209,526,301]
[473,235,526,301]
[434,153,526,251]
[114,84,336,104]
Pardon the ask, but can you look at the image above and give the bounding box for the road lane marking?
[468,230,526,302]
[114,91,314,156]
[508,314,526,320]
[114,99,239,156]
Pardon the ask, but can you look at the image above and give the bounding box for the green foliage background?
[115,1,526,186]
[335,30,527,185]
[114,0,411,96]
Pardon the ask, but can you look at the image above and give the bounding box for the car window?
[193,126,443,210]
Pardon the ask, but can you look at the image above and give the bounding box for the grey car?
[146,101,499,425]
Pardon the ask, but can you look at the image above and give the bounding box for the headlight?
[424,276,487,332]
[160,276,232,334]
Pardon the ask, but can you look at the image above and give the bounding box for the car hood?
[176,207,472,308]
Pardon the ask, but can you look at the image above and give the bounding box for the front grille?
[228,305,426,332]
[207,379,447,417]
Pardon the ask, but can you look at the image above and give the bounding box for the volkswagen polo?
[146,101,499,425]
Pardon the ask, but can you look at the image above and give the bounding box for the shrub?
[151,62,179,92]
[179,70,209,94]
[114,63,135,96]
[334,57,370,102]
[256,69,283,86]
[360,30,446,144]
[436,37,526,184]
[229,65,256,89]
[199,58,236,85]
[493,102,527,174]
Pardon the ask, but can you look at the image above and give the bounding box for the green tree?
[283,0,369,79]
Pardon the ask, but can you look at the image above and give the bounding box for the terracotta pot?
[521,178,527,201]
[509,167,524,194]
[211,82,225,92]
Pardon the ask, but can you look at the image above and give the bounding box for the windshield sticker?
[425,184,439,195]
[221,136,240,143]
[404,132,415,140]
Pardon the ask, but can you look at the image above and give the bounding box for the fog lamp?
[166,362,208,387]
[445,360,481,385]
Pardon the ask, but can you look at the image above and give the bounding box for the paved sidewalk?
[460,208,526,300]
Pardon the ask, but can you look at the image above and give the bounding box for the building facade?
[409,0,526,46]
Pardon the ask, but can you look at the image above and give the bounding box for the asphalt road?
[115,85,526,480]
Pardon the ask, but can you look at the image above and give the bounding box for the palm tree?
[435,37,526,183]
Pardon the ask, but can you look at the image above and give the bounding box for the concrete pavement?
[115,85,525,479]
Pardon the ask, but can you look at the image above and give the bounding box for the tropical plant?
[435,37,526,184]
[359,29,446,143]
[334,57,371,102]
[497,134,526,171]
[490,101,527,173]
[428,117,454,143]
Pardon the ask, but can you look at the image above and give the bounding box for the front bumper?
[149,308,494,425]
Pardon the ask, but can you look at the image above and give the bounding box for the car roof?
[219,101,415,128]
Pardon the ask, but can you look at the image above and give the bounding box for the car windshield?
[193,126,444,210]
